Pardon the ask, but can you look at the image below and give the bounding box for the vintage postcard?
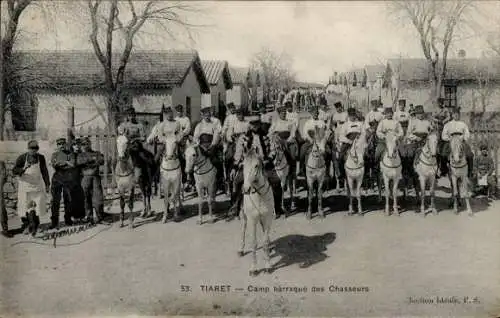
[1,0,500,316]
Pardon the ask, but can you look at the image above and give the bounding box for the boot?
[32,214,40,237]
[21,215,30,235]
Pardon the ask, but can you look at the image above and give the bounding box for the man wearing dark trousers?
[50,138,85,228]
[78,137,105,224]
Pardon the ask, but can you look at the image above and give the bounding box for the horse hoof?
[264,267,272,274]
[196,220,202,225]
[249,270,258,277]
[237,251,244,257]
[208,219,215,224]
[468,211,474,217]
[454,210,459,215]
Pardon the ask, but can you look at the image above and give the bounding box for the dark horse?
[362,125,382,198]
[115,135,156,228]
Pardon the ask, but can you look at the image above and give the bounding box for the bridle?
[450,136,467,168]
[381,133,401,169]
[161,139,180,172]
[345,135,364,170]
[269,136,287,171]
[116,142,134,178]
[188,145,215,176]
[307,139,325,170]
[417,134,437,167]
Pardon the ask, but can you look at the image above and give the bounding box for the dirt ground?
[1,179,500,317]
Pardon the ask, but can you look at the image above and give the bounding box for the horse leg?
[318,177,324,218]
[289,175,296,211]
[419,176,426,215]
[261,215,273,273]
[430,176,438,215]
[163,185,169,223]
[464,179,473,216]
[394,178,400,216]
[356,178,363,215]
[347,177,354,216]
[249,218,258,276]
[119,194,125,227]
[128,188,135,229]
[280,177,287,214]
[383,176,390,215]
[196,185,203,225]
[306,181,313,220]
[238,212,246,257]
[207,191,215,224]
[451,176,459,214]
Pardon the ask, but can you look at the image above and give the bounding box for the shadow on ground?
[270,232,336,271]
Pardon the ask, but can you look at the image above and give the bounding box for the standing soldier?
[78,137,105,224]
[394,99,411,136]
[441,107,474,179]
[193,105,223,189]
[374,107,404,165]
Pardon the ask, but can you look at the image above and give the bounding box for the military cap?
[414,105,424,114]
[398,99,406,107]
[126,107,136,115]
[284,101,293,108]
[383,107,394,114]
[81,137,91,145]
[277,104,287,112]
[370,99,379,107]
[27,140,39,149]
[479,142,488,150]
[234,107,243,114]
[347,108,356,116]
[162,105,173,113]
[56,138,66,145]
[227,102,235,109]
[334,101,343,108]
[451,107,460,114]
[72,138,81,145]
[200,105,211,112]
[175,104,183,111]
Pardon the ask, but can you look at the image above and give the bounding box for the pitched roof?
[229,66,249,85]
[11,50,210,93]
[364,65,386,82]
[201,60,233,89]
[294,82,325,88]
[387,58,500,82]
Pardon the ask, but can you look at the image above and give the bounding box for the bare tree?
[87,0,203,131]
[388,0,475,108]
[250,46,296,103]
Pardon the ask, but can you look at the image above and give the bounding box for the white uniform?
[339,120,364,144]
[333,111,348,126]
[222,113,237,138]
[147,119,181,143]
[302,118,327,142]
[193,119,222,145]
[17,156,47,217]
[175,115,191,138]
[365,110,383,125]
[442,120,470,142]
[227,119,249,141]
[394,110,410,123]
[406,118,431,141]
[269,117,297,138]
[376,119,404,140]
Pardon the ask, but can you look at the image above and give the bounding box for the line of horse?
[113,129,473,275]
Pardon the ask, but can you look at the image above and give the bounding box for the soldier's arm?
[51,152,67,168]
[463,123,471,142]
[396,123,404,138]
[146,123,159,144]
[193,124,201,144]
[376,121,385,139]
[212,121,222,145]
[183,120,192,138]
[12,153,27,176]
[441,123,450,141]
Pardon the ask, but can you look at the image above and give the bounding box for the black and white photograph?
[1,0,500,316]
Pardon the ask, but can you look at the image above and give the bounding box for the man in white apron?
[12,140,50,234]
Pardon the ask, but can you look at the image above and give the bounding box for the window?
[185,96,191,120]
[443,85,457,108]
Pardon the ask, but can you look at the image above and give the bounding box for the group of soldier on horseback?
[113,91,491,223]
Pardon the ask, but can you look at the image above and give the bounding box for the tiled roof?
[11,50,210,93]
[294,82,325,88]
[229,66,250,84]
[387,58,500,82]
[201,60,233,89]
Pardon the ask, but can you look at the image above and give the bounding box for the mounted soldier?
[174,104,192,191]
[269,103,299,171]
[374,107,404,165]
[332,101,348,128]
[301,105,331,177]
[403,105,431,162]
[441,107,474,179]
[221,102,237,145]
[394,99,411,136]
[432,97,452,177]
[230,115,284,218]
[260,103,274,135]
[225,107,248,194]
[193,105,224,188]
[364,99,384,130]
[337,108,365,186]
[147,105,182,162]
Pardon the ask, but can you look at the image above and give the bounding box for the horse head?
[450,133,465,164]
[424,132,438,158]
[116,135,129,160]
[243,147,264,194]
[312,126,326,155]
[184,139,199,173]
[162,136,179,161]
[349,133,366,162]
[268,133,284,160]
[385,131,399,159]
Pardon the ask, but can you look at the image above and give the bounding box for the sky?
[6,1,499,83]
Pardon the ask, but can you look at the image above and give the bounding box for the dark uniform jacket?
[77,150,105,176]
[51,150,80,183]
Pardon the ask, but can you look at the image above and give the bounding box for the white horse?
[305,127,327,219]
[268,134,295,215]
[160,136,182,223]
[238,146,274,276]
[448,134,473,215]
[345,133,367,216]
[184,140,217,224]
[380,131,403,216]
[414,133,439,215]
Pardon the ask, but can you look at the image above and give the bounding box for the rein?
[417,138,437,167]
[116,155,134,178]
[306,141,325,170]
[449,139,467,169]
[191,148,216,176]
[382,137,401,169]
[345,137,364,170]
[161,142,181,172]
[270,139,287,172]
